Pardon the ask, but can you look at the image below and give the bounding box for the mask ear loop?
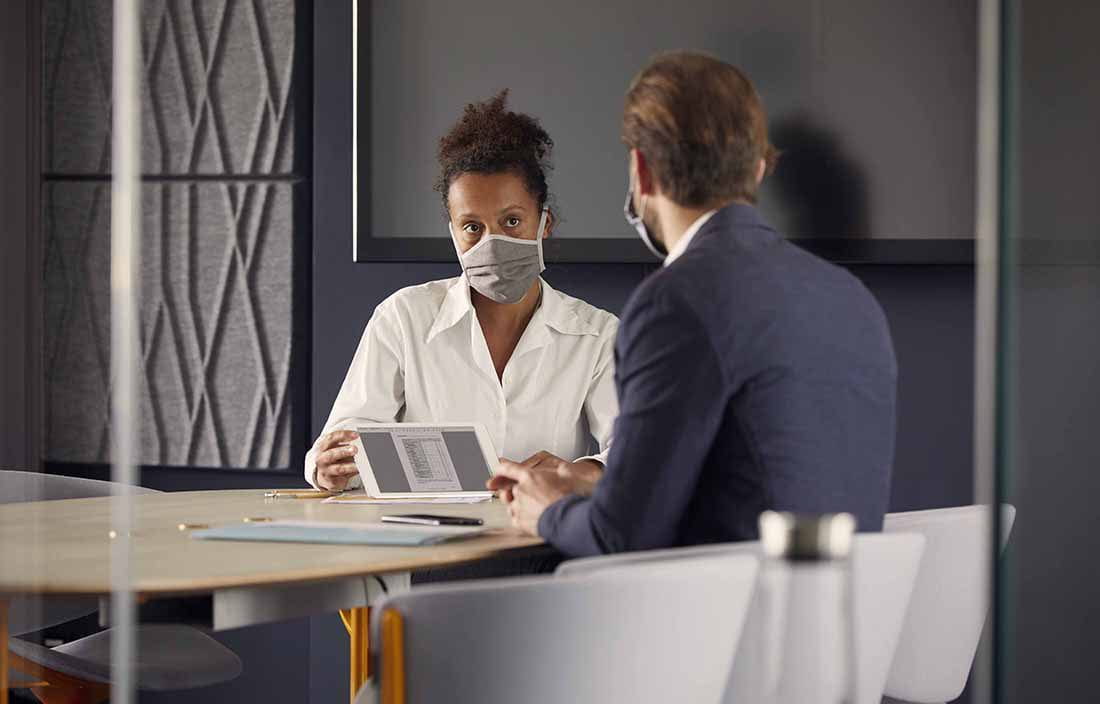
[535,207,549,272]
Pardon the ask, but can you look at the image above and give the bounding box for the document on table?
[192,520,488,546]
[323,493,491,505]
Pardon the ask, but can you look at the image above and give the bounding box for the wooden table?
[0,490,543,703]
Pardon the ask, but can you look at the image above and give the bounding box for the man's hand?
[487,452,603,536]
[488,451,603,499]
[313,430,360,491]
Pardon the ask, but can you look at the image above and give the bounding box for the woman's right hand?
[314,430,360,490]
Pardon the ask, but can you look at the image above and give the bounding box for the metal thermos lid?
[759,511,856,561]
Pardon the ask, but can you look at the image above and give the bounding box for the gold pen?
[264,489,340,499]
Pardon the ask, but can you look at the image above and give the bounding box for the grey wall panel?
[44,0,296,175]
[44,182,295,469]
[42,0,305,471]
[43,0,112,174]
[42,182,112,464]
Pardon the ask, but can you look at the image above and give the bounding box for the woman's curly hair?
[435,90,554,217]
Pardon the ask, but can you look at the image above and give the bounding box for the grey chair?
[881,504,1017,704]
[557,533,926,704]
[2,470,242,700]
[360,553,760,703]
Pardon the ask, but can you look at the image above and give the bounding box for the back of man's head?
[622,51,777,208]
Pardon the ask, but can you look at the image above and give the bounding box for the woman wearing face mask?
[305,90,618,499]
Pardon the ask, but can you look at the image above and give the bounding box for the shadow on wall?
[768,116,871,239]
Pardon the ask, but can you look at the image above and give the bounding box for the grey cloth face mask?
[450,208,548,304]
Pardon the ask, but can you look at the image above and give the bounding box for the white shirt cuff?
[573,451,608,468]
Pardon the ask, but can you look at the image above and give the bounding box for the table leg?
[379,609,405,704]
[1,598,8,704]
[344,607,371,703]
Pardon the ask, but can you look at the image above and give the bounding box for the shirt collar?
[663,209,718,267]
[425,276,474,343]
[426,277,600,345]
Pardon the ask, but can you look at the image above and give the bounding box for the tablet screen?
[358,426,492,493]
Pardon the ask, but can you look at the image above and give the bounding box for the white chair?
[882,504,1017,704]
[1,469,243,699]
[361,553,759,704]
[557,533,926,704]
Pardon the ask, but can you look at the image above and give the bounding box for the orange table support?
[344,607,371,703]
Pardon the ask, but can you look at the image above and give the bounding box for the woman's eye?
[462,223,481,234]
[505,217,521,228]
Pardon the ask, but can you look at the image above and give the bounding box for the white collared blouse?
[305,277,620,488]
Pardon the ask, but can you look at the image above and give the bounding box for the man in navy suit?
[491,51,897,557]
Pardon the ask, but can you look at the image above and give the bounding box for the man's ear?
[755,157,767,186]
[542,210,554,239]
[633,148,656,197]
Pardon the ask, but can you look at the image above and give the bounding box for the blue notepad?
[191,520,486,546]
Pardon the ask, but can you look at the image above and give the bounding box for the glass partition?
[4,1,142,702]
[109,0,143,700]
[995,0,1100,700]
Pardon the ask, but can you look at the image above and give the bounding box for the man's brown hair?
[622,51,777,207]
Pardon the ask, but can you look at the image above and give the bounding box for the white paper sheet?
[322,495,491,505]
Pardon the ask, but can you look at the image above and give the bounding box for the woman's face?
[447,171,550,254]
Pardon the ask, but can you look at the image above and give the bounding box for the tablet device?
[352,423,497,499]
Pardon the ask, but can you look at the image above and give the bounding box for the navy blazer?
[539,204,898,557]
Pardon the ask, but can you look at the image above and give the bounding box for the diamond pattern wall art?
[44,0,297,175]
[42,0,306,470]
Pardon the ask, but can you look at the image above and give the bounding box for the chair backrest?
[882,504,1017,703]
[372,554,759,704]
[0,469,158,636]
[557,534,925,704]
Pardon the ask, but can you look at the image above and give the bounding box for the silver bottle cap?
[759,511,856,561]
